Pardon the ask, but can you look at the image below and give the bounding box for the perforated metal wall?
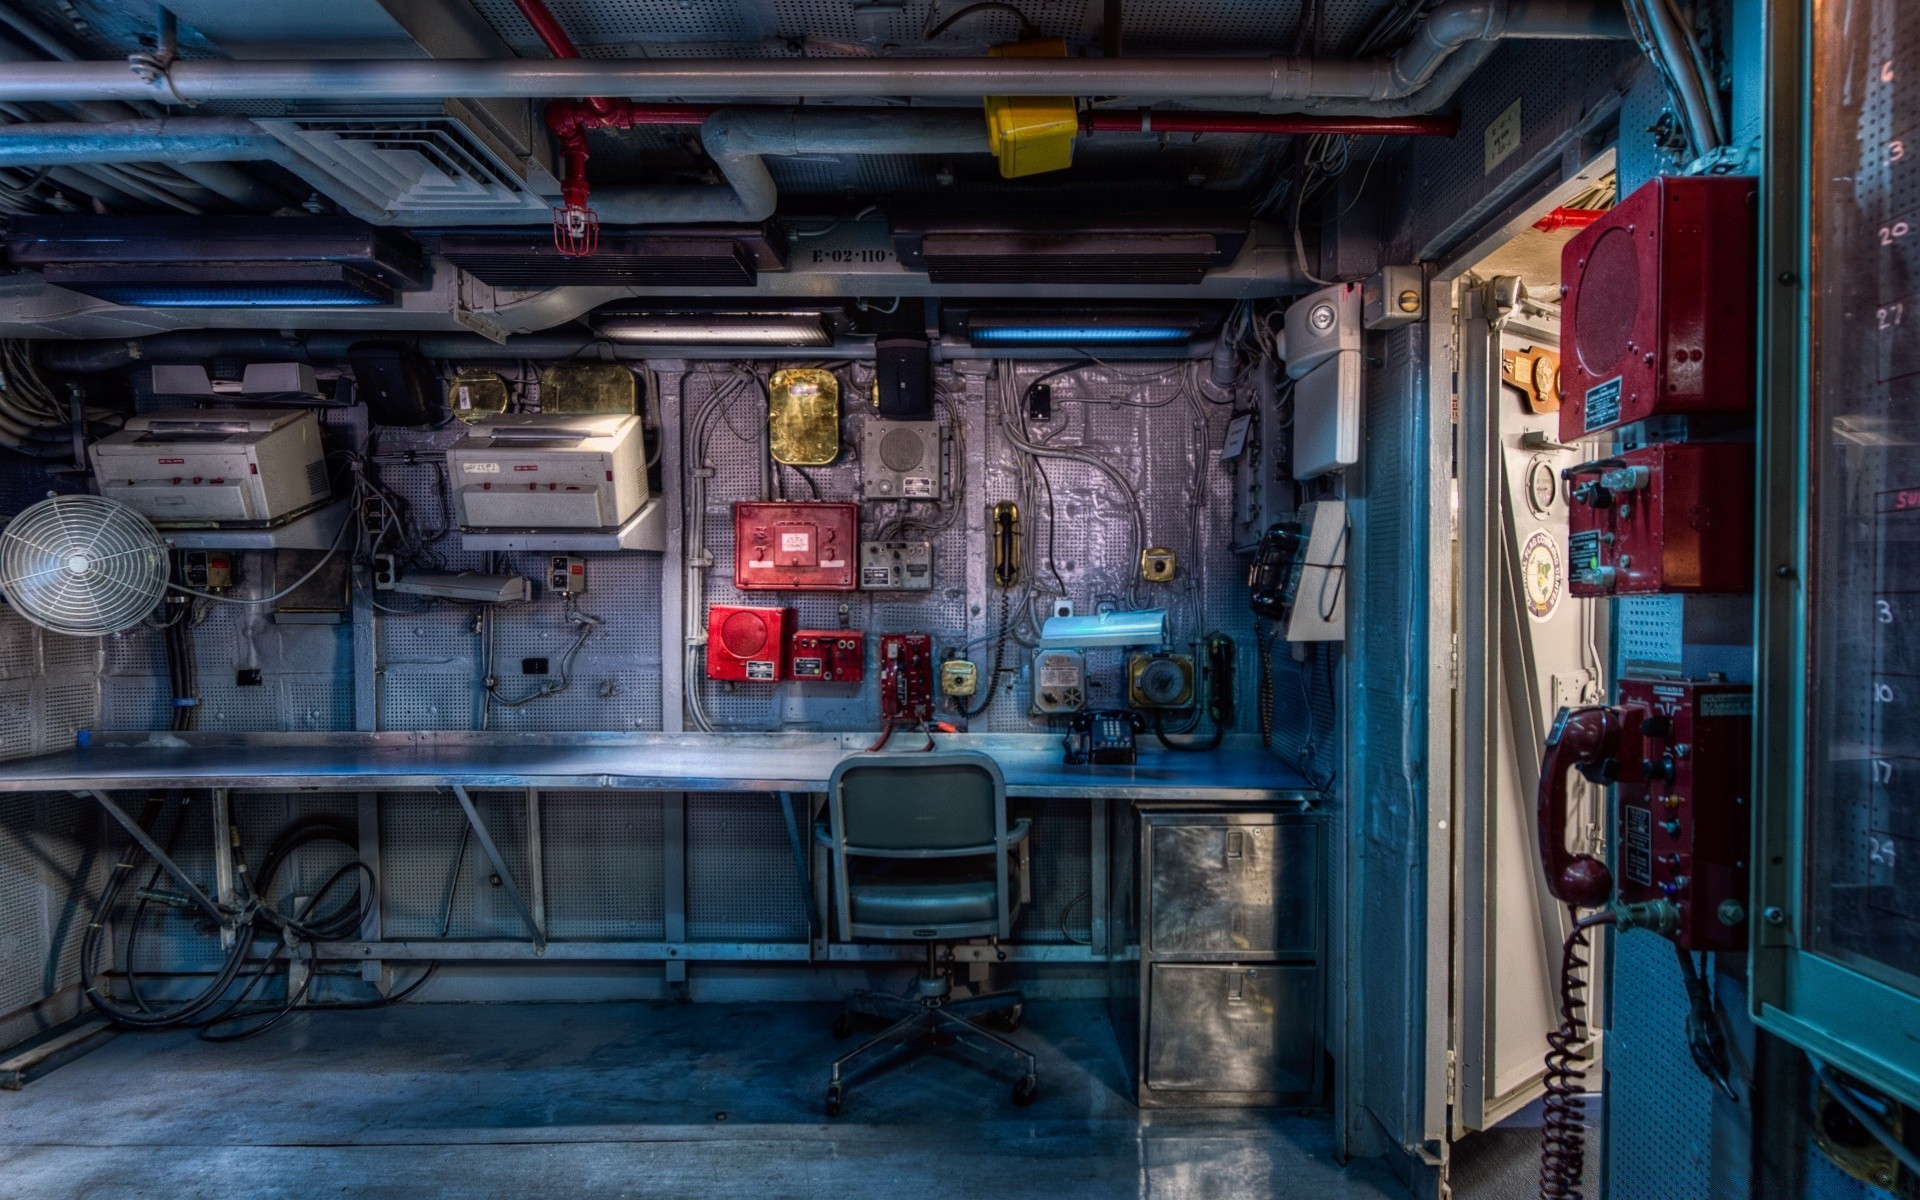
[0,608,105,1044]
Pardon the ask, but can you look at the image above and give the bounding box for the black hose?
[81,802,449,1040]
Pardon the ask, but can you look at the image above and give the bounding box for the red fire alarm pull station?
[705,604,793,682]
[1564,442,1754,595]
[733,501,859,591]
[1558,175,1758,441]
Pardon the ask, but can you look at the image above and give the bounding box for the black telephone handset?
[1064,709,1147,765]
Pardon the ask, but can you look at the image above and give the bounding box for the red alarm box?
[733,502,859,591]
[1564,442,1752,595]
[706,604,792,681]
[791,631,865,682]
[879,633,934,723]
[1559,176,1757,440]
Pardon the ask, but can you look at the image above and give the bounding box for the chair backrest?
[825,751,1014,941]
[832,754,1002,851]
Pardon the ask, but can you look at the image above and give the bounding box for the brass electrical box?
[1128,652,1196,709]
[1141,547,1177,583]
[768,368,841,466]
[448,370,510,424]
[940,659,979,698]
[538,362,637,415]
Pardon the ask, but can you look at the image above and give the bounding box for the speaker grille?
[878,427,926,472]
[1573,225,1642,376]
[719,610,769,657]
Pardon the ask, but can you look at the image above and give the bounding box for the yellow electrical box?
[983,39,1078,178]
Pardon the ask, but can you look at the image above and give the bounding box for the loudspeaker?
[347,342,437,427]
[874,336,932,419]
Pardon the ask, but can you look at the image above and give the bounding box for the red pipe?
[1082,110,1459,137]
[511,0,585,60]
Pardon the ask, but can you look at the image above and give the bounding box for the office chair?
[817,751,1037,1116]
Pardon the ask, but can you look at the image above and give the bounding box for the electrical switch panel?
[733,502,858,591]
[1564,442,1753,595]
[181,551,233,590]
[1558,175,1758,440]
[860,540,934,591]
[547,555,586,595]
[879,633,934,723]
[791,631,865,683]
[1613,678,1753,952]
[706,604,793,682]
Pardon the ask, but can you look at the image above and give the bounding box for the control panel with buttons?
[1613,677,1753,951]
[1564,442,1752,596]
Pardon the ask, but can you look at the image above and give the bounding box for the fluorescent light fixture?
[970,325,1193,346]
[595,312,834,347]
[1038,608,1169,649]
[73,283,388,308]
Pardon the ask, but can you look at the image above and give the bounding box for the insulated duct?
[0,109,985,226]
[0,0,1630,107]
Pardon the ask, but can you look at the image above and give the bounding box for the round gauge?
[1532,354,1559,404]
[1309,302,1337,332]
[1526,456,1559,516]
[1521,530,1563,622]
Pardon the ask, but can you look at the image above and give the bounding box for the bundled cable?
[82,798,448,1041]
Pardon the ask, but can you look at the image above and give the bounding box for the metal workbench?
[0,731,1315,801]
[3,731,1316,965]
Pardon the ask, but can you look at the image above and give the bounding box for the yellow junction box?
[984,38,1078,178]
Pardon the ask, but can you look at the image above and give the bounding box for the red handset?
[1536,705,1633,909]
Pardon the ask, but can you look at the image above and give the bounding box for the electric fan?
[0,495,170,636]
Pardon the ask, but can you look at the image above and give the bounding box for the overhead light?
[4,215,424,309]
[970,325,1193,346]
[1038,608,1169,649]
[594,310,836,347]
[946,305,1223,349]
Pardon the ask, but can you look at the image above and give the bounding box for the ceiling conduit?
[0,0,1630,106]
[0,0,1626,227]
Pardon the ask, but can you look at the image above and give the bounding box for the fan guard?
[0,495,170,636]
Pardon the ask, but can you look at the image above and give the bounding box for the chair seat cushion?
[849,879,997,928]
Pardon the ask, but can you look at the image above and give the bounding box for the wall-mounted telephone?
[1535,678,1752,1195]
[1064,710,1147,766]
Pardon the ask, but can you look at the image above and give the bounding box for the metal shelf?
[455,496,666,553]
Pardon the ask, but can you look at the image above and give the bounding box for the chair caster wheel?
[1012,1075,1039,1107]
[990,1004,1024,1032]
[825,1084,844,1117]
[831,1012,855,1041]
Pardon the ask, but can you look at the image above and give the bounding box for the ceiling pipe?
[1082,111,1459,136]
[0,1,1632,106]
[0,110,989,226]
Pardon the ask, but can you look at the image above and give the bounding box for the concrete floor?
[0,999,1407,1200]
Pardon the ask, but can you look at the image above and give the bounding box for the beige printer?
[446,412,648,530]
[90,408,329,526]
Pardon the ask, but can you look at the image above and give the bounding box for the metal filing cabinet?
[1111,806,1323,1107]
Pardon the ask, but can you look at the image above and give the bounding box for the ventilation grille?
[257,116,549,218]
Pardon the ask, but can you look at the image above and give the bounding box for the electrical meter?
[91,407,329,527]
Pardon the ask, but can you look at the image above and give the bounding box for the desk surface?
[0,731,1318,803]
